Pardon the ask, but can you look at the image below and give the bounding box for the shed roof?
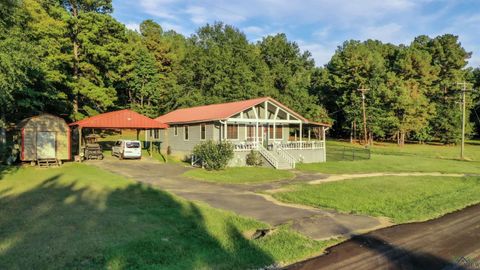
[154,97,330,126]
[16,113,68,129]
[70,109,168,129]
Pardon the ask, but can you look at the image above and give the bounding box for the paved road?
[89,158,386,240]
[285,203,480,270]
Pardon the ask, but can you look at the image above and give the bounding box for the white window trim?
[200,123,206,140]
[183,125,189,141]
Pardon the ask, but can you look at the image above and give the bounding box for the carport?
[69,109,168,159]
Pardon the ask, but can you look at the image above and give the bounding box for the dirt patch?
[308,172,472,185]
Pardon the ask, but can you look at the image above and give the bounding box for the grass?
[273,176,480,223]
[0,163,327,270]
[298,154,480,174]
[183,167,295,184]
[297,140,480,174]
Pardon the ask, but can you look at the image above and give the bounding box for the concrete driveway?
[89,158,387,240]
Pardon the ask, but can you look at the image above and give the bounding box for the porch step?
[258,145,295,170]
[37,159,59,168]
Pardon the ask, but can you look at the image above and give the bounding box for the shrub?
[192,140,234,170]
[246,150,263,166]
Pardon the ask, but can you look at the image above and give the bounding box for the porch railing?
[232,141,259,151]
[232,140,325,151]
[258,144,279,169]
[278,141,324,150]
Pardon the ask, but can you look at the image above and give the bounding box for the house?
[16,114,71,166]
[154,97,330,169]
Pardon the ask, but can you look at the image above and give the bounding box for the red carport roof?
[70,109,168,129]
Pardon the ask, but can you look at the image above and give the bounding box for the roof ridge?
[167,97,269,112]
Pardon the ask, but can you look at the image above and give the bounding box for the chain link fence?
[327,145,371,161]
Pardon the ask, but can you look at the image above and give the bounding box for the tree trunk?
[399,131,405,147]
[71,3,80,117]
[350,121,353,143]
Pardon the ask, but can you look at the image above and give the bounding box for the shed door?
[36,132,56,159]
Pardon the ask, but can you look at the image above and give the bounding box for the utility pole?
[456,82,473,160]
[358,87,369,145]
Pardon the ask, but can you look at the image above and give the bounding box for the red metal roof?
[70,109,168,129]
[154,97,330,126]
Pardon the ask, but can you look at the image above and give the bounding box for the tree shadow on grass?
[286,221,471,270]
[0,165,19,181]
[0,173,275,269]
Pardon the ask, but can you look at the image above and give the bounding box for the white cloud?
[313,27,331,39]
[297,40,337,66]
[358,23,408,44]
[139,0,178,20]
[243,26,265,35]
[125,22,140,32]
[160,21,191,35]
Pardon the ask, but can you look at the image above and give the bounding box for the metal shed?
[17,114,71,166]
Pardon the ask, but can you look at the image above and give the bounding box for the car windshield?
[126,142,140,148]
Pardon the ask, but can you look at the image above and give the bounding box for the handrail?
[258,144,279,169]
[277,146,296,169]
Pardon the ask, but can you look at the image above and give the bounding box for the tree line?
[1,0,479,145]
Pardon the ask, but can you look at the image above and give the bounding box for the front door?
[36,131,56,159]
[262,125,269,148]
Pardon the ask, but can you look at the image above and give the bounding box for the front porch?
[207,99,329,169]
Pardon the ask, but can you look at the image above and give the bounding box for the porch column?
[78,127,82,160]
[224,122,227,140]
[308,127,311,141]
[260,126,265,147]
[149,129,153,157]
[273,122,276,142]
[255,121,259,149]
[299,122,303,142]
[322,126,327,161]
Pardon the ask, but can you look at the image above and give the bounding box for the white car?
[112,140,142,159]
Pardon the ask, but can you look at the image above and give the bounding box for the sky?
[112,0,480,67]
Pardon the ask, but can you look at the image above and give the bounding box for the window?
[200,124,206,140]
[126,141,140,148]
[269,125,283,139]
[246,125,255,141]
[184,126,189,140]
[150,129,159,139]
[174,126,178,136]
[226,124,238,140]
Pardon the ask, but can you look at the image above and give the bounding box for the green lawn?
[273,176,480,223]
[298,154,480,174]
[0,164,326,270]
[298,140,480,174]
[183,167,295,184]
